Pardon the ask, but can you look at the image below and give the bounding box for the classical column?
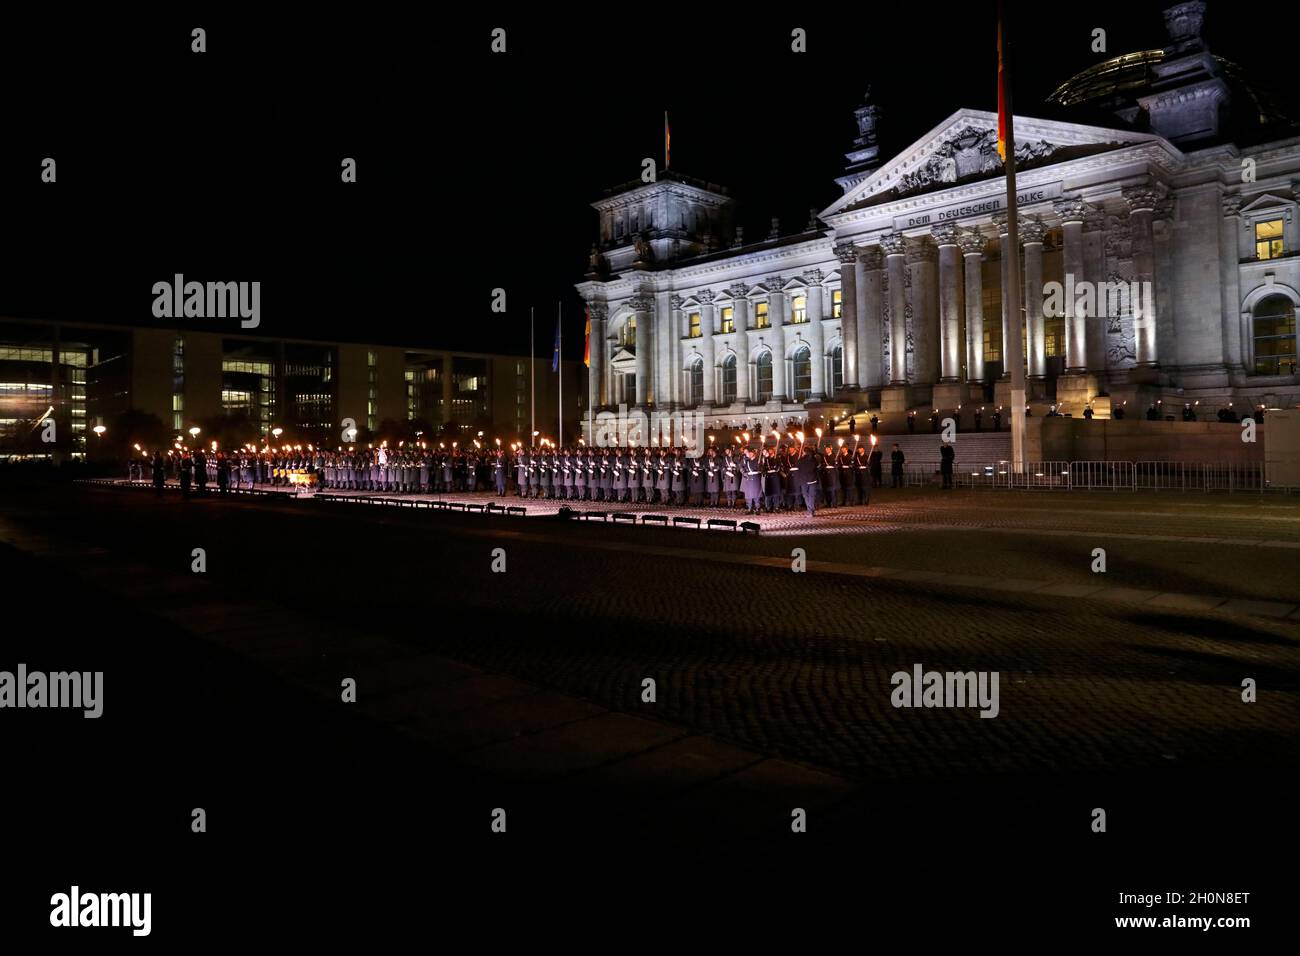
[880,232,908,384]
[767,275,787,401]
[698,289,716,406]
[1220,195,1244,370]
[909,239,939,385]
[993,212,1012,377]
[804,269,825,400]
[958,230,987,384]
[932,223,962,383]
[587,302,607,410]
[833,242,859,388]
[1054,198,1088,373]
[859,246,884,389]
[1021,216,1048,381]
[630,293,653,405]
[1124,183,1163,366]
[666,295,684,408]
[729,283,750,403]
[1082,205,1107,372]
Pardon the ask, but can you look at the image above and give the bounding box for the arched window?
[755,351,773,403]
[721,355,737,405]
[688,356,704,407]
[831,345,844,392]
[622,317,637,348]
[1253,295,1297,375]
[792,345,812,401]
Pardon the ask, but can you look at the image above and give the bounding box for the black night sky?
[1,3,1293,358]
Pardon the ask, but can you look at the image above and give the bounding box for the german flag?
[997,7,1007,161]
[583,309,591,367]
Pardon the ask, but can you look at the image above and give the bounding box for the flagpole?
[530,306,536,448]
[999,0,1027,470]
[558,302,564,448]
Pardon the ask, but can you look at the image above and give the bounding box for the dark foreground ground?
[1,480,1296,940]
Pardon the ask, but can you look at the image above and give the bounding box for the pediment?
[822,108,1164,219]
[610,347,637,364]
[1239,192,1295,214]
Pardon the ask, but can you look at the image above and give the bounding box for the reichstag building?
[576,2,1299,436]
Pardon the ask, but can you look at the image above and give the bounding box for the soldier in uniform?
[179,452,193,497]
[193,450,208,495]
[152,451,166,496]
[611,446,626,503]
[819,445,838,507]
[704,447,720,507]
[763,447,782,512]
[870,441,884,488]
[685,452,702,507]
[493,448,507,496]
[838,445,855,506]
[216,453,230,494]
[651,448,666,504]
[572,448,584,500]
[797,441,821,516]
[723,446,739,508]
[740,447,762,514]
[667,449,683,505]
[890,442,905,488]
[855,444,872,506]
[635,448,649,503]
[783,445,799,511]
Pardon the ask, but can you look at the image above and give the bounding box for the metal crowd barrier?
[902,460,1269,492]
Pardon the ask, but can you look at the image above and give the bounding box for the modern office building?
[0,317,582,459]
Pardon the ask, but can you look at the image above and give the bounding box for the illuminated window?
[721,355,737,404]
[1045,315,1064,358]
[755,351,773,402]
[720,307,734,334]
[1252,295,1297,375]
[688,312,701,338]
[791,296,807,324]
[983,326,1001,363]
[754,301,769,329]
[1255,219,1284,260]
[172,335,185,431]
[832,289,842,319]
[623,317,637,348]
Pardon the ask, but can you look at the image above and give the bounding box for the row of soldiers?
[511,444,886,514]
[133,444,894,514]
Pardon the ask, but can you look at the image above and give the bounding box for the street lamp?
[188,426,201,439]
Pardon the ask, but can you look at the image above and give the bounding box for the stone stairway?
[865,431,1012,463]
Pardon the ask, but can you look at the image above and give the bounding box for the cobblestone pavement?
[125,479,1300,602]
[10,484,1297,801]
[3,479,1294,882]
